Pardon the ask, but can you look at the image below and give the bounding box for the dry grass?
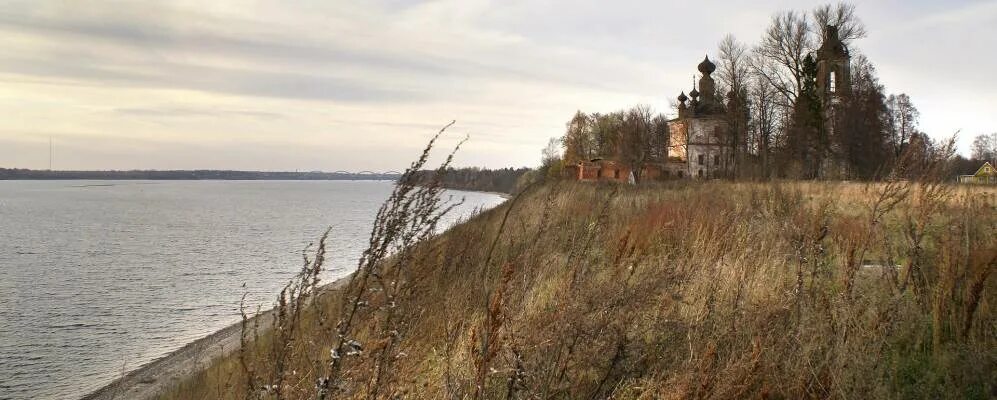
[158,167,996,399]
[158,180,995,400]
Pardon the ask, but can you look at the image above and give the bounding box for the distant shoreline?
[0,169,401,181]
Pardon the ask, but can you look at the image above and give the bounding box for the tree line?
[413,167,530,194]
[559,107,671,181]
[557,2,995,181]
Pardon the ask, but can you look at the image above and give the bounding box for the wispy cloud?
[113,107,284,119]
[0,0,993,170]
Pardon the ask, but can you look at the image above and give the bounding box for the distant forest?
[414,167,530,194]
[0,169,400,180]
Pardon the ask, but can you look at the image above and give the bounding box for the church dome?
[678,91,688,102]
[698,56,716,74]
[689,88,700,99]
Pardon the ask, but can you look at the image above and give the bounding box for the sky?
[0,0,994,171]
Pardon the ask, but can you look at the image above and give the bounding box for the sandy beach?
[81,275,352,400]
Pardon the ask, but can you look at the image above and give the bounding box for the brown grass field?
[157,179,996,400]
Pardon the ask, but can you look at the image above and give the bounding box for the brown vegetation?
[159,144,995,399]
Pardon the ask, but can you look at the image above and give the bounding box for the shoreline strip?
[81,275,352,400]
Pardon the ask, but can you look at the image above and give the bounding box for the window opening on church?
[613,169,620,179]
[698,170,704,178]
[698,154,704,165]
[829,71,837,93]
[714,155,720,166]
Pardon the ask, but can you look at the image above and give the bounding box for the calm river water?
[0,180,504,400]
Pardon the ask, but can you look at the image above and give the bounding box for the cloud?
[0,0,993,170]
[0,1,657,103]
[113,107,283,119]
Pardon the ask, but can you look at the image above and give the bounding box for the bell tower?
[815,25,852,177]
[816,25,851,105]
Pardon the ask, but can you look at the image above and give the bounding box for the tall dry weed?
[159,139,994,400]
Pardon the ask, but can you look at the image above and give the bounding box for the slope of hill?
[156,179,995,400]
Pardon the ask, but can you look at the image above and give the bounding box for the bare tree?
[718,34,752,177]
[751,3,869,179]
[717,34,751,96]
[812,2,867,44]
[540,137,563,179]
[970,132,997,162]
[753,10,813,104]
[617,105,656,182]
[749,74,780,177]
[885,93,919,158]
[650,114,670,163]
[542,137,560,166]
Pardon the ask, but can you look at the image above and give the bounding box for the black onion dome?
[689,88,700,99]
[698,55,716,74]
[678,91,688,102]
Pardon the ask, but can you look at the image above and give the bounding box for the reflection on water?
[0,180,504,399]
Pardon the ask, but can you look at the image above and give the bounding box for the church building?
[565,25,849,182]
[565,56,742,182]
[665,55,740,179]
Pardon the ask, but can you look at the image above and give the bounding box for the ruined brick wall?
[566,161,631,182]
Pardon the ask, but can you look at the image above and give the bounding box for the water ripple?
[0,180,503,400]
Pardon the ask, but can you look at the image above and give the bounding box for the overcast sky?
[1,0,994,171]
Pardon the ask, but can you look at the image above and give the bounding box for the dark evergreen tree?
[833,55,889,178]
[783,54,823,178]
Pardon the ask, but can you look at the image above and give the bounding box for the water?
[0,180,504,400]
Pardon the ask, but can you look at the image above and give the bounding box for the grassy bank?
[160,180,995,399]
